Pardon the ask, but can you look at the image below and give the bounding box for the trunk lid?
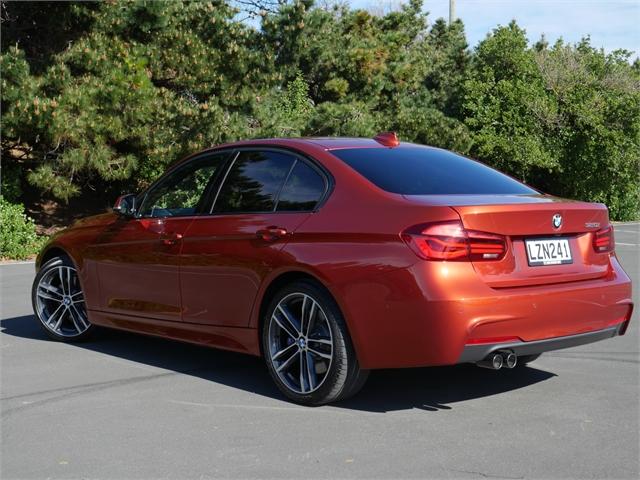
[404,194,612,288]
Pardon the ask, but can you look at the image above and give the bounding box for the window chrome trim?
[273,159,299,212]
[209,150,240,214]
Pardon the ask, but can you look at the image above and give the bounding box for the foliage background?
[0,195,46,259]
[1,0,639,231]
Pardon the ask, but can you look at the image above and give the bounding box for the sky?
[350,0,640,55]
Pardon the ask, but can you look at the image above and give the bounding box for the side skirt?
[88,310,261,356]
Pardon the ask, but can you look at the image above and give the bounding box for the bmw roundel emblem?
[552,213,562,229]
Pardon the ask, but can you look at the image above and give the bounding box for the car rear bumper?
[457,322,627,364]
[336,255,633,370]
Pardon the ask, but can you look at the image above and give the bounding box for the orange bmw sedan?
[32,133,633,405]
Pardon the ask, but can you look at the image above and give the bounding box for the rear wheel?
[32,255,94,342]
[262,280,368,405]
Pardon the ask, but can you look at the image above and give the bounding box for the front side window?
[276,161,326,211]
[138,153,226,218]
[213,151,296,213]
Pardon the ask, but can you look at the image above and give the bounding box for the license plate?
[525,238,572,266]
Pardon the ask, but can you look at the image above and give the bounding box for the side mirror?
[113,194,137,217]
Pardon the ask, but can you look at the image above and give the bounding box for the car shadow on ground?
[1,315,555,413]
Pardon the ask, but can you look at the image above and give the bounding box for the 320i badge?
[32,133,634,405]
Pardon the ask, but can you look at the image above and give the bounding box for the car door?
[87,152,229,322]
[179,148,329,327]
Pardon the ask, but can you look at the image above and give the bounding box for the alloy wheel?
[268,292,334,394]
[35,265,90,337]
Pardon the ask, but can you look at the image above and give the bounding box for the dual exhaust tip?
[477,350,517,370]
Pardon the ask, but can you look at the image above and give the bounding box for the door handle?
[162,232,183,246]
[256,226,288,242]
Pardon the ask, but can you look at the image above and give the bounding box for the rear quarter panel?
[253,148,461,366]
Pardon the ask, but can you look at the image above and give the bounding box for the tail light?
[592,225,615,253]
[401,221,507,261]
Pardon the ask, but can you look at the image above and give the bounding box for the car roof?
[298,137,389,149]
[170,134,423,171]
[211,137,391,151]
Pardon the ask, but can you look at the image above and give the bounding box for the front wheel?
[262,280,368,406]
[32,255,94,342]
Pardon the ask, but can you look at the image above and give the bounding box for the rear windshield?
[331,147,536,195]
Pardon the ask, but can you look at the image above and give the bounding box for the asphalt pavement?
[1,224,639,479]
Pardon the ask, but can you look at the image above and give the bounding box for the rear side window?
[213,150,295,213]
[276,161,326,212]
[331,147,536,195]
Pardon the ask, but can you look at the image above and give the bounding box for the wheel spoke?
[300,295,308,337]
[52,308,67,331]
[276,304,301,336]
[307,337,332,345]
[272,342,297,361]
[71,290,85,304]
[37,290,63,303]
[58,268,66,295]
[39,282,63,299]
[68,308,84,333]
[308,346,332,360]
[305,300,316,337]
[272,314,297,340]
[299,350,307,393]
[306,351,316,391]
[70,304,89,331]
[276,349,299,373]
[47,303,65,329]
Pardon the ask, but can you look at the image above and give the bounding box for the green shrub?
[0,196,46,260]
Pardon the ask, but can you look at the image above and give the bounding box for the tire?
[262,280,369,406]
[32,255,94,342]
[518,353,541,366]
